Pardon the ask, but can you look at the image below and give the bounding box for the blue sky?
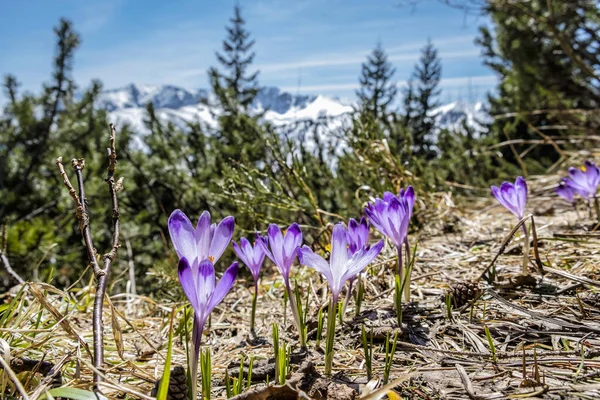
[0,0,495,102]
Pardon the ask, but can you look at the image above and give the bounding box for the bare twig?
[0,252,24,285]
[479,213,532,283]
[0,219,24,284]
[125,236,137,298]
[54,124,121,385]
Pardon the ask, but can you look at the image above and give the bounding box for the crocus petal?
[556,179,576,203]
[196,259,216,312]
[207,262,239,314]
[343,239,385,283]
[568,167,592,197]
[195,211,212,261]
[168,210,197,262]
[209,216,234,262]
[297,245,333,284]
[494,182,518,217]
[499,181,519,216]
[348,218,358,232]
[283,223,302,266]
[232,240,246,264]
[330,223,349,286]
[383,192,396,202]
[401,186,415,216]
[256,235,274,264]
[514,176,527,218]
[386,197,407,247]
[267,224,285,269]
[177,257,199,312]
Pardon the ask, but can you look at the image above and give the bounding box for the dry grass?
[2,172,600,399]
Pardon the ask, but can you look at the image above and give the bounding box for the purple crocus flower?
[298,223,384,302]
[565,161,600,198]
[168,209,235,264]
[347,217,370,255]
[233,233,267,333]
[298,223,383,375]
[168,209,237,399]
[258,222,305,346]
[556,179,578,203]
[178,258,239,355]
[232,233,267,283]
[259,223,303,287]
[491,176,528,220]
[364,186,414,248]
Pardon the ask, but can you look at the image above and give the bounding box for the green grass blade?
[156,309,176,400]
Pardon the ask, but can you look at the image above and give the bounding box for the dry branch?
[54,123,121,385]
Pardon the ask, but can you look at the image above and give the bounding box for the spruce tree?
[356,42,397,123]
[476,0,600,172]
[209,5,259,111]
[0,19,80,219]
[405,40,442,160]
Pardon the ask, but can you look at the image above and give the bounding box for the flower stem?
[250,281,258,335]
[354,273,363,317]
[325,295,338,376]
[397,244,403,279]
[403,239,411,303]
[190,316,204,400]
[285,281,306,349]
[521,224,530,276]
[395,245,403,327]
[594,195,600,225]
[341,279,354,321]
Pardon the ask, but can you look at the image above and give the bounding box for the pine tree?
[476,0,600,172]
[209,5,259,111]
[405,40,442,160]
[0,19,80,219]
[356,43,397,123]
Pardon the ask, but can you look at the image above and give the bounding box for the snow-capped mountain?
[98,84,209,111]
[101,84,354,133]
[100,84,489,144]
[432,101,491,135]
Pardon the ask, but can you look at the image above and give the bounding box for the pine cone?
[151,366,188,400]
[448,281,481,308]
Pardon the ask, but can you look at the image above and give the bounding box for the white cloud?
[256,38,480,73]
[280,75,497,94]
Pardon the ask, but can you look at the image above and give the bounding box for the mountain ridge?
[99,83,490,137]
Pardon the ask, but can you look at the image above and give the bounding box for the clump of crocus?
[298,223,383,375]
[558,161,600,220]
[491,176,530,275]
[168,210,238,400]
[365,186,415,325]
[258,223,306,348]
[233,233,267,335]
[343,217,370,317]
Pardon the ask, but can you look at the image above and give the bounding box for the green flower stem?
[354,273,363,317]
[250,281,258,334]
[341,279,354,321]
[285,281,306,349]
[395,244,403,327]
[594,195,600,224]
[403,239,411,303]
[325,295,338,376]
[394,274,402,328]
